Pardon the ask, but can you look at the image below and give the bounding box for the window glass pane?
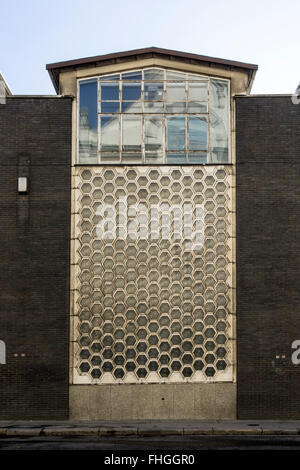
[122,71,142,81]
[101,74,120,81]
[101,82,119,100]
[122,101,142,113]
[145,153,164,164]
[188,152,208,164]
[144,69,164,80]
[166,102,186,113]
[144,102,164,113]
[166,82,185,101]
[166,71,186,81]
[144,82,163,101]
[188,116,207,150]
[166,153,187,164]
[79,80,98,163]
[188,73,207,81]
[122,115,142,151]
[188,82,208,101]
[122,153,143,163]
[79,81,98,131]
[188,102,208,113]
[123,83,141,100]
[210,79,228,108]
[78,70,230,165]
[144,116,163,152]
[100,152,120,163]
[210,79,229,163]
[167,117,186,151]
[101,102,120,113]
[100,115,119,151]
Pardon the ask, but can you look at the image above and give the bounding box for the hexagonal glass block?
[182,367,193,377]
[137,367,147,378]
[159,367,170,377]
[171,360,181,371]
[79,362,90,373]
[91,369,101,379]
[194,360,204,370]
[125,362,136,372]
[114,368,125,379]
[75,166,232,384]
[204,366,216,377]
[170,347,181,358]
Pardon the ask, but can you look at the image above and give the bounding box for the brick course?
[0,97,72,419]
[236,96,300,419]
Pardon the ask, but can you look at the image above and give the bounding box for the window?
[78,68,229,164]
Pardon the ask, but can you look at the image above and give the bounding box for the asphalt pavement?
[1,420,300,454]
[1,419,300,438]
[2,434,300,451]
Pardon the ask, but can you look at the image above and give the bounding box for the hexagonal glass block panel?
[74,166,233,384]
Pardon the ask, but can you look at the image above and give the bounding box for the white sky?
[1,0,300,95]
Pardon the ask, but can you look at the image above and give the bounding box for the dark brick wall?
[236,95,300,418]
[0,97,72,419]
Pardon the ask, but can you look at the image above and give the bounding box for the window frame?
[77,68,231,165]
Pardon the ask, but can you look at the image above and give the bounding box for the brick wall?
[236,95,300,418]
[0,97,72,419]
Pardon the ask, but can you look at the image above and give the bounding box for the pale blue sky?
[1,0,300,95]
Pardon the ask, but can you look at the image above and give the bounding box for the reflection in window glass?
[122,153,142,163]
[123,83,141,101]
[166,82,185,101]
[101,102,120,113]
[145,153,163,164]
[167,153,186,164]
[144,102,164,113]
[100,74,120,81]
[122,71,142,81]
[188,82,208,101]
[144,82,163,101]
[78,68,230,164]
[188,74,208,81]
[166,71,186,81]
[101,82,119,100]
[145,116,163,152]
[188,153,208,164]
[210,79,229,163]
[144,69,164,80]
[188,116,207,151]
[167,117,185,151]
[79,81,98,131]
[166,102,186,113]
[122,115,142,151]
[188,102,208,113]
[100,116,119,151]
[122,101,142,113]
[79,80,98,163]
[101,153,120,163]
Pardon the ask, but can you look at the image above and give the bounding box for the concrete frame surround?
[58,53,252,420]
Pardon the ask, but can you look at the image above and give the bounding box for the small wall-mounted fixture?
[18,176,28,193]
[0,340,6,364]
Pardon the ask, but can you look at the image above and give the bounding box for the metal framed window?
[78,68,230,165]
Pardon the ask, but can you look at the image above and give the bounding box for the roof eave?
[247,68,257,94]
[0,72,13,96]
[46,47,258,94]
[46,47,258,71]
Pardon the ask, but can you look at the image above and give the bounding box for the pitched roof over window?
[46,47,258,94]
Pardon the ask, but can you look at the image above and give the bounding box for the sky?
[1,0,300,95]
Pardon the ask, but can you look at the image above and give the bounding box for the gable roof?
[46,46,258,93]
